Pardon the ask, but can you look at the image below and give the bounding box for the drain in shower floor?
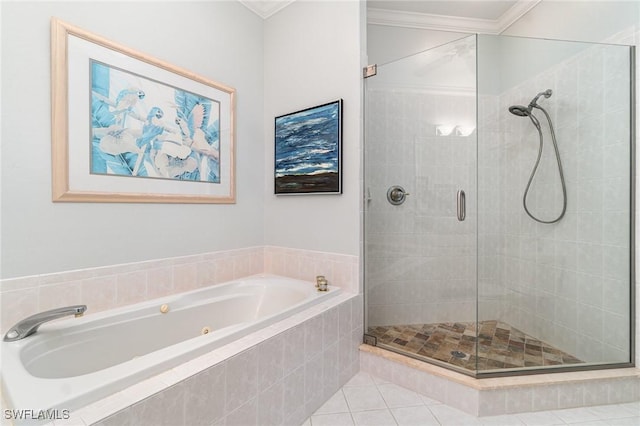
[451,350,467,359]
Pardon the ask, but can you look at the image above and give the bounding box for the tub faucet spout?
[3,305,87,342]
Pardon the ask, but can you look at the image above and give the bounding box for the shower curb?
[359,344,640,416]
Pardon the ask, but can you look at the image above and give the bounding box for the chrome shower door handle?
[457,190,466,221]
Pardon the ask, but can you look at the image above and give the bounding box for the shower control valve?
[387,185,409,205]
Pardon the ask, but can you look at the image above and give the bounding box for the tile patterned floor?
[367,320,582,371]
[305,371,640,426]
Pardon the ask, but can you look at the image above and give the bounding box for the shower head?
[508,104,542,130]
[509,105,530,117]
[528,89,553,108]
[509,89,553,118]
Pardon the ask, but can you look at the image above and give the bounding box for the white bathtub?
[1,274,339,419]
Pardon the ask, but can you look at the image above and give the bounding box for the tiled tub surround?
[0,246,360,425]
[361,345,640,417]
[0,247,263,336]
[4,275,343,417]
[0,245,359,335]
[264,246,359,295]
[55,293,362,426]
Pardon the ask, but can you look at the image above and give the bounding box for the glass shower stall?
[363,34,635,377]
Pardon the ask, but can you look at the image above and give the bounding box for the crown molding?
[368,0,542,34]
[497,0,542,33]
[238,0,296,19]
[368,7,500,34]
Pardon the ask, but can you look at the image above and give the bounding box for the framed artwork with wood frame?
[51,18,235,203]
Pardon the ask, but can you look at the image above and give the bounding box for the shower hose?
[523,105,567,224]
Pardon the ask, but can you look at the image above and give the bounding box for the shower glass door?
[477,34,634,374]
[364,35,479,374]
[364,33,634,377]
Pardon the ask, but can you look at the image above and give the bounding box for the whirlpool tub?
[1,274,339,417]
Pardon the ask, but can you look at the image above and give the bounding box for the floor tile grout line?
[310,372,640,426]
[348,372,399,425]
[426,404,446,426]
[383,406,401,426]
[367,380,394,419]
[371,374,446,426]
[310,400,640,426]
[348,407,356,426]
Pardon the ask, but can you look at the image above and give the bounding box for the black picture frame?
[274,99,343,194]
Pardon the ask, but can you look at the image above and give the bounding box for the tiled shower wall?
[480,39,632,363]
[366,89,477,327]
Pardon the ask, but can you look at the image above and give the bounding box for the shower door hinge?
[363,333,377,346]
[363,64,377,79]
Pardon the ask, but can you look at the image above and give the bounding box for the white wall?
[263,0,364,257]
[0,1,265,278]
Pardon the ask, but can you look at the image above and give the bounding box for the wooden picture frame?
[51,18,235,203]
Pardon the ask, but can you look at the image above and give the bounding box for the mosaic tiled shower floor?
[367,320,583,371]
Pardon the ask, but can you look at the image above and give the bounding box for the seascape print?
[274,100,342,194]
[90,61,221,183]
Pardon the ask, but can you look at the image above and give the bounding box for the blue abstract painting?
[90,60,220,183]
[274,100,342,194]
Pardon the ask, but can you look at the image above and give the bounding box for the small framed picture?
[274,99,342,194]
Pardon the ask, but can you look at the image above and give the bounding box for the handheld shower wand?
[508,89,567,224]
